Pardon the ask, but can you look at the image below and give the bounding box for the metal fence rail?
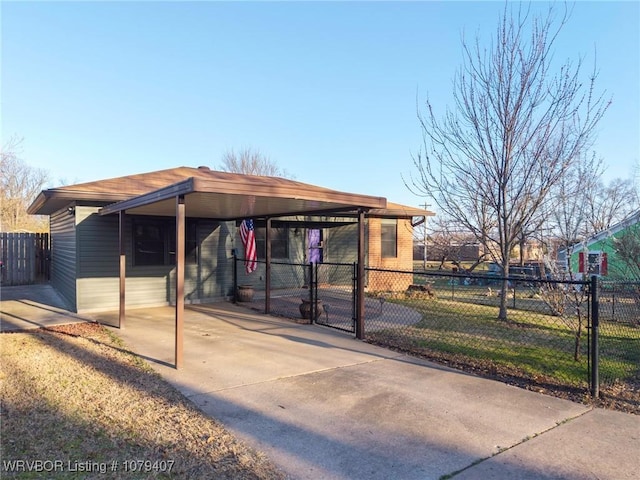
[232,258,359,332]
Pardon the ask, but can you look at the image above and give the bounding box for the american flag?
[240,219,257,273]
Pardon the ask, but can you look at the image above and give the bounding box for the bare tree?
[612,223,640,279]
[545,152,603,249]
[537,153,602,360]
[634,160,640,205]
[0,137,49,232]
[407,3,610,320]
[219,147,291,177]
[537,158,638,357]
[585,178,639,233]
[425,217,489,271]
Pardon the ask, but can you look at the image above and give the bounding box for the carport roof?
[28,166,433,220]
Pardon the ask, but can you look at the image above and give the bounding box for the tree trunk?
[499,258,510,321]
[499,278,509,320]
[519,237,526,266]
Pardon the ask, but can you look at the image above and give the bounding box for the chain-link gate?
[232,257,357,332]
[313,262,356,333]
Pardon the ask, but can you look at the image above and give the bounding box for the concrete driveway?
[0,284,90,332]
[90,302,640,480]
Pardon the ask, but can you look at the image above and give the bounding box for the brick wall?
[367,218,413,292]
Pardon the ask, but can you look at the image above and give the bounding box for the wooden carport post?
[265,217,271,314]
[118,211,126,329]
[175,195,185,369]
[356,209,365,339]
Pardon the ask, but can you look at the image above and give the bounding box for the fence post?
[232,250,238,303]
[352,262,357,331]
[355,209,366,339]
[590,275,600,398]
[310,262,316,323]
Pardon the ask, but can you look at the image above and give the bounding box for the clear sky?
[2,1,639,212]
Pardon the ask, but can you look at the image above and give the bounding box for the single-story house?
[28,166,433,315]
[561,209,640,279]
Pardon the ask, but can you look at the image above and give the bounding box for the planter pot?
[299,298,324,320]
[237,285,254,302]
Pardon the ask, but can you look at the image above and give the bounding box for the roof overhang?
[98,177,387,219]
[27,189,129,216]
[368,202,436,227]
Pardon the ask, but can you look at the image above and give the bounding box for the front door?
[308,229,323,264]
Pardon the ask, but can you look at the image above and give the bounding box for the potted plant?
[237,284,254,302]
[299,298,324,320]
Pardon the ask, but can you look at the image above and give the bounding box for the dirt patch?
[0,322,287,479]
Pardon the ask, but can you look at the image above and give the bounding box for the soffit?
[97,176,387,219]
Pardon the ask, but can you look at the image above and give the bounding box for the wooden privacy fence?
[0,233,50,286]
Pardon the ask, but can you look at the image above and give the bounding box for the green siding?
[54,209,377,312]
[569,225,636,279]
[49,207,77,311]
[326,224,358,264]
[76,207,121,312]
[74,208,238,312]
[189,220,235,300]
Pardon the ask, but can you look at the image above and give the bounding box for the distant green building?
[566,210,640,279]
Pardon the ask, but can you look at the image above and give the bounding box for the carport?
[98,169,387,368]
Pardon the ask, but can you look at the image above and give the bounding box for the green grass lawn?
[368,295,640,392]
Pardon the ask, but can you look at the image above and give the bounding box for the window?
[587,252,601,275]
[254,226,289,259]
[381,219,397,258]
[133,220,165,266]
[169,220,198,265]
[578,250,608,276]
[133,217,198,266]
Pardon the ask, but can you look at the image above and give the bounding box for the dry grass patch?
[0,323,287,479]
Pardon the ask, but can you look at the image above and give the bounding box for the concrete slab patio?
[90,302,640,480]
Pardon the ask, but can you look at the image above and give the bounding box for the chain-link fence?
[233,259,358,333]
[364,269,639,411]
[365,268,594,392]
[233,259,313,321]
[233,258,425,334]
[598,280,640,407]
[233,257,639,410]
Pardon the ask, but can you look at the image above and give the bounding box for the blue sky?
[2,1,639,212]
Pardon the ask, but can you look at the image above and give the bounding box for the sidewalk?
[92,302,639,480]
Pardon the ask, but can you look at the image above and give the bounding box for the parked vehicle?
[481,262,544,286]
